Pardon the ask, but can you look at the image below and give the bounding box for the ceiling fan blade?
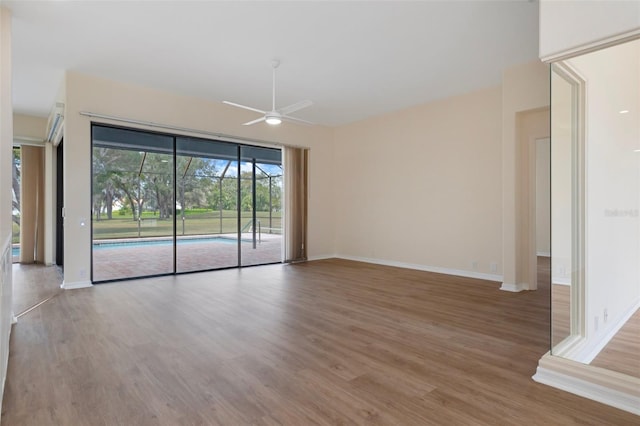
[242,116,266,126]
[222,101,266,114]
[282,115,314,126]
[278,99,313,115]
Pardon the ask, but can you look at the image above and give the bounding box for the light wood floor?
[592,308,640,378]
[2,259,638,425]
[11,263,63,317]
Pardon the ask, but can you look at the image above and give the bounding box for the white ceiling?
[5,0,539,126]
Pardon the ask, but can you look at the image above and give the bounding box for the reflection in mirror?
[550,65,577,350]
[550,38,640,380]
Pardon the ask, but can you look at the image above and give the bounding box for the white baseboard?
[551,334,587,359]
[307,254,337,261]
[552,276,571,286]
[335,254,502,282]
[536,251,551,257]
[500,282,528,292]
[574,299,640,364]
[61,280,93,290]
[533,352,640,415]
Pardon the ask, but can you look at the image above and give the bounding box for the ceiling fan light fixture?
[265,116,282,125]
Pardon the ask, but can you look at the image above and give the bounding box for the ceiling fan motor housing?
[265,112,282,125]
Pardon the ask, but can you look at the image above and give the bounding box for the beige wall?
[62,71,335,286]
[502,61,550,290]
[58,63,551,287]
[14,113,47,140]
[0,5,13,408]
[333,86,503,279]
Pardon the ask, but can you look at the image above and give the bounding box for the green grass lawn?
[93,210,281,239]
[12,222,19,244]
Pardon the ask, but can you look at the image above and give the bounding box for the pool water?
[11,237,253,257]
[93,236,249,250]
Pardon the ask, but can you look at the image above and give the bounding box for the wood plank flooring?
[11,263,63,317]
[2,259,638,425]
[592,308,640,378]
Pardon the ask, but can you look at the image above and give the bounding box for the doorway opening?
[514,108,550,292]
[11,146,20,263]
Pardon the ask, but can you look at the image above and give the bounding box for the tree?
[93,147,145,221]
[177,156,217,213]
[92,147,282,221]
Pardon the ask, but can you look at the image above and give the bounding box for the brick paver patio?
[92,233,282,282]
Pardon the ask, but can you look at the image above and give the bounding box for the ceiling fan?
[223,60,313,126]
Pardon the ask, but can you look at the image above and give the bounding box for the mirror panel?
[550,38,640,380]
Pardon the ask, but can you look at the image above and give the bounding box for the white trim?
[14,136,45,146]
[500,282,528,293]
[306,254,337,262]
[533,353,640,415]
[551,334,588,360]
[336,255,502,282]
[61,280,93,290]
[536,251,550,257]
[541,29,640,63]
[552,277,571,286]
[552,61,588,346]
[574,299,640,364]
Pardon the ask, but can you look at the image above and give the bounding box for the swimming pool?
[11,236,259,258]
[93,236,251,250]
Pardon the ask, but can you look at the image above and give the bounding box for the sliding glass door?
[240,146,283,266]
[91,125,282,282]
[175,137,239,273]
[92,127,174,281]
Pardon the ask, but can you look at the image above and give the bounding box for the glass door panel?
[176,137,239,272]
[240,146,282,266]
[92,126,174,282]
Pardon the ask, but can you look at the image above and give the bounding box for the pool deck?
[92,233,282,282]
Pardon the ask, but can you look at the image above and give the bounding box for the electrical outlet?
[604,309,608,323]
[471,261,479,270]
[490,262,498,273]
[79,268,86,279]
